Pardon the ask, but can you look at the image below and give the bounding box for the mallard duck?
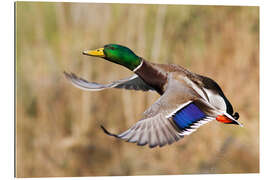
[64,44,242,148]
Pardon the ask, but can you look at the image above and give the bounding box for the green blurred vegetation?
[16,2,259,177]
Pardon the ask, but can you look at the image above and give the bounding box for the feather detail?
[172,103,206,130]
[64,71,154,92]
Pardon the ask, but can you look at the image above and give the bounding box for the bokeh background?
[16,2,259,177]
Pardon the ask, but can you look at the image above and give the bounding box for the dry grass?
[16,2,259,177]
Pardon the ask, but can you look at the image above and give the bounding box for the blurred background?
[16,2,259,177]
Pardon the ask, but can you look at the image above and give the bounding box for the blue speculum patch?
[173,103,206,130]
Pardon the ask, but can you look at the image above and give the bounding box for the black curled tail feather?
[233,112,239,120]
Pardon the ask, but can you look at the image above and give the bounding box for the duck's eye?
[109,47,115,50]
[97,49,100,52]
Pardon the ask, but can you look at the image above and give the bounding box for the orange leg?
[216,115,233,124]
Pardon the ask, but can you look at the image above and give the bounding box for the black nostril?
[233,112,239,120]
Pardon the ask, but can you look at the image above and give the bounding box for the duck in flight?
[64,44,242,148]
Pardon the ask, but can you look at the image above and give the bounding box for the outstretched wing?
[64,71,155,91]
[101,74,217,148]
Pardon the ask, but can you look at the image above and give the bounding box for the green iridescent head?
[82,44,141,71]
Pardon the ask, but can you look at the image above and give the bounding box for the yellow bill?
[82,48,105,57]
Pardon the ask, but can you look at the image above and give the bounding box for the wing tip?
[63,71,70,79]
[100,125,120,138]
[100,125,181,148]
[63,71,77,81]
